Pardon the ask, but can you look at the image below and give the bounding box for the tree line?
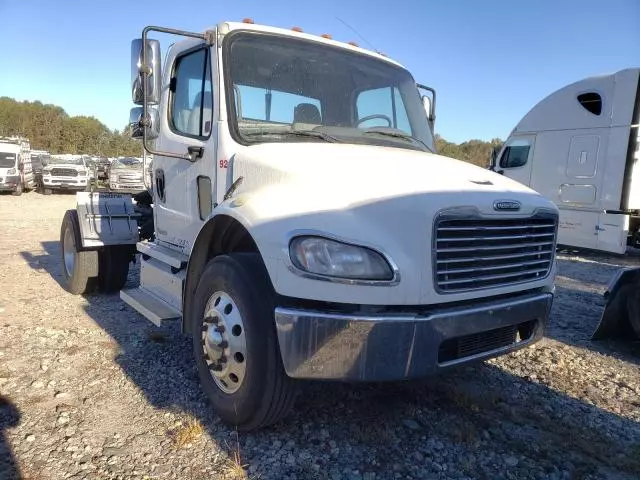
[0,97,141,157]
[0,97,503,165]
[435,134,503,169]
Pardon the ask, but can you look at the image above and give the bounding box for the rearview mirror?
[489,146,499,171]
[422,95,433,121]
[131,38,162,105]
[129,106,159,140]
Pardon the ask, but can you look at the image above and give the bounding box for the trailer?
[491,68,640,255]
[59,20,560,430]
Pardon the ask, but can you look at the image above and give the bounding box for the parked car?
[109,156,146,193]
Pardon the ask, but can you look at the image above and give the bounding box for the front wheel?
[190,253,297,431]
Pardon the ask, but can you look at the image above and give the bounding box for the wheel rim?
[62,227,75,277]
[202,291,247,394]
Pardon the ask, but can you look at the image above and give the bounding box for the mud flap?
[75,191,140,249]
[591,267,640,341]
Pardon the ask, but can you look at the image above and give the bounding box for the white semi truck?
[59,20,560,431]
[0,136,35,195]
[491,68,640,255]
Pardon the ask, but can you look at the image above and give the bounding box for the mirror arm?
[417,83,436,120]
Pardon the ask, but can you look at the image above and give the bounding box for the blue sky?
[0,0,637,143]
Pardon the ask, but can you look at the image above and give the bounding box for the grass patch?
[169,417,204,448]
[221,450,251,480]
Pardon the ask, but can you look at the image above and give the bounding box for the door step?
[120,287,181,327]
[137,241,188,270]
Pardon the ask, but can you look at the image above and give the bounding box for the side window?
[356,87,411,134]
[170,48,213,137]
[577,92,602,116]
[235,85,322,124]
[500,138,532,168]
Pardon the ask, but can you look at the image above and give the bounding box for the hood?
[46,162,86,170]
[231,142,552,215]
[225,142,558,306]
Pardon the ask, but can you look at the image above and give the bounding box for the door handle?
[187,146,204,162]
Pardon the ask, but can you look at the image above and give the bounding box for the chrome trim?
[283,229,401,286]
[274,291,552,381]
[431,207,559,295]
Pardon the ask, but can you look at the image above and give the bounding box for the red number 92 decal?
[219,159,228,169]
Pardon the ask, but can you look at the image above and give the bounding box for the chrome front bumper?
[274,291,553,381]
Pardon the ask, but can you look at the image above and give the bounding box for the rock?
[25,434,35,442]
[102,446,125,457]
[413,451,424,462]
[30,380,44,389]
[505,456,519,467]
[402,419,420,430]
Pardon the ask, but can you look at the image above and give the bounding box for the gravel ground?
[0,191,639,480]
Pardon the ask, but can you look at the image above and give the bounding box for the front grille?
[118,174,142,183]
[434,213,557,293]
[51,168,78,177]
[438,319,536,364]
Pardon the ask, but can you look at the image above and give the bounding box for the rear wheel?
[190,253,297,431]
[11,182,23,196]
[60,210,98,295]
[98,246,132,292]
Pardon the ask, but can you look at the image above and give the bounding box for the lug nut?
[208,363,223,372]
[218,341,228,349]
[216,325,225,333]
[204,316,219,324]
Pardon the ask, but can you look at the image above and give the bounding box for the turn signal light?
[242,18,254,24]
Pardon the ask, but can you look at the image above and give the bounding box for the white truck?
[490,68,640,255]
[59,20,560,431]
[42,154,91,194]
[0,136,35,195]
[108,156,147,193]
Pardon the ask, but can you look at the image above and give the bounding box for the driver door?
[153,44,217,253]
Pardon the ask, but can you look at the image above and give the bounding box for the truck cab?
[492,68,640,254]
[0,136,34,195]
[60,20,560,431]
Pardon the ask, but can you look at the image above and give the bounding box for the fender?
[181,198,266,333]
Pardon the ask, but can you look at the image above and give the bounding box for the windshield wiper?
[363,129,433,152]
[243,129,340,143]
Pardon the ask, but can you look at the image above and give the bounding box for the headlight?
[289,236,394,281]
[109,175,117,182]
[42,169,51,175]
[7,168,16,175]
[78,170,87,176]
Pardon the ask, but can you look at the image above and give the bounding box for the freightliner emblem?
[493,200,521,211]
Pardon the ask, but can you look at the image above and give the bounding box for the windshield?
[224,33,434,152]
[32,154,51,167]
[112,157,142,169]
[51,157,84,166]
[0,153,16,168]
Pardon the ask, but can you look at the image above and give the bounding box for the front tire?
[43,188,53,195]
[60,210,98,295]
[190,253,297,431]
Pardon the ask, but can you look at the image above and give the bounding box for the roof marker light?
[242,18,254,24]
[348,41,359,47]
[320,34,332,39]
[292,26,303,32]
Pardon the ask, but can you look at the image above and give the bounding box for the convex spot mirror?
[129,106,159,140]
[131,38,162,105]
